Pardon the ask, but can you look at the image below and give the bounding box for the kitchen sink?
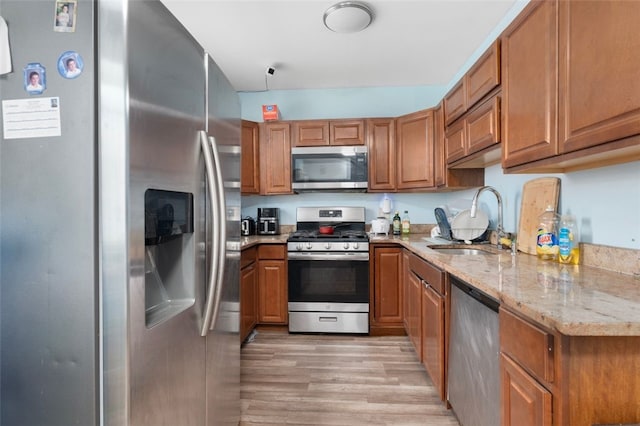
[427,245,498,255]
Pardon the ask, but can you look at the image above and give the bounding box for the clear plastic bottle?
[402,210,410,234]
[392,211,401,236]
[558,214,580,264]
[536,205,560,261]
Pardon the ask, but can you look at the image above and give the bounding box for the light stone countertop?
[241,234,290,249]
[242,233,640,337]
[375,234,640,337]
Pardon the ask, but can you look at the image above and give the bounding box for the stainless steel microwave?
[291,146,368,192]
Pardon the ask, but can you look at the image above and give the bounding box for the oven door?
[288,252,369,305]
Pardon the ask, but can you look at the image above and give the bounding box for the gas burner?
[340,230,368,239]
[288,207,369,250]
[288,230,314,240]
[288,229,368,242]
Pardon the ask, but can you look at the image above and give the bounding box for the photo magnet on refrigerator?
[53,1,77,33]
[24,63,46,95]
[58,51,83,79]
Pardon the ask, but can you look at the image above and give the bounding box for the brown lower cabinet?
[500,306,640,426]
[374,246,447,400]
[405,260,422,358]
[240,246,258,342]
[500,307,557,426]
[370,245,404,335]
[421,275,445,401]
[501,353,552,426]
[257,244,288,324]
[372,245,640,424]
[408,253,446,401]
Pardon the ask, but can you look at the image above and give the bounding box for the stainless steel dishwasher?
[447,276,500,426]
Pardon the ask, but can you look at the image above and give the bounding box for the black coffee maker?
[257,208,280,235]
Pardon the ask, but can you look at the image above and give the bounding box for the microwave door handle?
[206,135,227,332]
[199,131,221,337]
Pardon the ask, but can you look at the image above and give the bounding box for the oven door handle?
[288,252,370,261]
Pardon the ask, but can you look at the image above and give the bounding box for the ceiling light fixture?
[323,1,373,33]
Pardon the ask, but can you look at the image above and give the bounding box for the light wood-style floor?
[240,328,460,425]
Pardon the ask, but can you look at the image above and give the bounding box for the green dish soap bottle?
[392,211,401,236]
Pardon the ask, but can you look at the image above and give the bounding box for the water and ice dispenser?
[144,189,195,328]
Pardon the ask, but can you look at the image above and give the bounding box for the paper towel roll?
[381,196,391,214]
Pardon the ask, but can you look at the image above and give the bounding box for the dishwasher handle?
[450,276,499,313]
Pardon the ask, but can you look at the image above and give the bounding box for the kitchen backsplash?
[581,244,640,277]
[268,222,639,277]
[242,161,640,252]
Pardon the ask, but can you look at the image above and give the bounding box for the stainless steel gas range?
[287,207,369,334]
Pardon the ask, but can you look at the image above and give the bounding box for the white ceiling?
[160,0,520,93]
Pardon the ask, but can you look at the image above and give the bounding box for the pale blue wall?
[239,86,447,121]
[239,0,640,250]
[242,161,640,250]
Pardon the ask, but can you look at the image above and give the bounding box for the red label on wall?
[262,104,279,121]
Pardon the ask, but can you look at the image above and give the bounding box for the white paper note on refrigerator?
[2,97,62,139]
[0,16,11,75]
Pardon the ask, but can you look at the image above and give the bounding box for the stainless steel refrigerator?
[0,1,241,425]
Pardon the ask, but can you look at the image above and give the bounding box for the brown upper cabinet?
[502,0,640,172]
[396,109,435,190]
[292,120,329,146]
[292,119,365,146]
[367,109,483,192]
[445,96,501,167]
[435,102,485,190]
[367,118,396,192]
[442,40,501,169]
[433,103,446,187]
[558,0,640,156]
[501,0,558,169]
[444,40,501,126]
[331,120,366,145]
[241,120,260,195]
[260,122,292,195]
[444,81,466,125]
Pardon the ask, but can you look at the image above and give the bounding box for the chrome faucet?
[470,186,504,249]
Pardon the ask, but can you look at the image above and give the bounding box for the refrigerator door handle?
[206,135,227,332]
[199,130,221,337]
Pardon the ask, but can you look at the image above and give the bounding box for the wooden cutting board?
[517,177,561,255]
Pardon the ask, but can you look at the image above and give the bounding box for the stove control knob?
[343,243,350,249]
[296,243,303,251]
[306,242,313,250]
[353,242,359,250]
[325,242,331,250]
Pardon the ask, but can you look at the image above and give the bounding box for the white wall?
[239,0,640,250]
